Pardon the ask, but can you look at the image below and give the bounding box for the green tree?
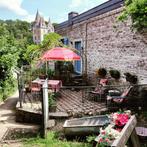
[41,32,62,49]
[0,24,19,100]
[24,32,63,63]
[24,44,40,64]
[118,0,147,31]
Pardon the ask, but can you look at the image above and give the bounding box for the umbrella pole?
[46,61,47,77]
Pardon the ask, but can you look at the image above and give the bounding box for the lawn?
[24,131,91,147]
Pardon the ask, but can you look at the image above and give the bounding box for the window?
[61,37,69,45]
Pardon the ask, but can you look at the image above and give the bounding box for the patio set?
[18,47,147,116]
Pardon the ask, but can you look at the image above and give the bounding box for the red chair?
[31,82,41,101]
[107,85,133,109]
[89,78,108,101]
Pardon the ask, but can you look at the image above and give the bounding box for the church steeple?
[35,9,40,22]
[48,17,54,32]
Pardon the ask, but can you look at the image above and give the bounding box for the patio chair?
[106,85,133,109]
[88,78,108,101]
[22,86,32,103]
[31,82,42,101]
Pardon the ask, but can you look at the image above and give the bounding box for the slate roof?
[55,0,124,30]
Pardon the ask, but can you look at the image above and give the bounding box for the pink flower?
[101,130,106,135]
[105,138,110,142]
[99,138,103,143]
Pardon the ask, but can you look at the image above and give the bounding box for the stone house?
[55,0,147,83]
[32,10,54,44]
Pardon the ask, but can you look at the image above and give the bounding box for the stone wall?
[56,7,147,84]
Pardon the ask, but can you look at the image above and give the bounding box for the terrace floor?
[19,89,107,117]
[56,89,107,116]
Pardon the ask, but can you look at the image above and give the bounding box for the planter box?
[63,115,110,136]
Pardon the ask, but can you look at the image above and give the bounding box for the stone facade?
[55,1,147,83]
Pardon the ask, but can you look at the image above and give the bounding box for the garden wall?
[56,7,147,84]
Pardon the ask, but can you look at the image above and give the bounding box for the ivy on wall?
[118,0,147,31]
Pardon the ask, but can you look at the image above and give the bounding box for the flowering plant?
[95,110,131,147]
[111,110,131,128]
[95,125,120,147]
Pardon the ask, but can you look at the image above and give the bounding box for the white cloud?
[69,0,83,8]
[23,14,35,22]
[0,0,28,16]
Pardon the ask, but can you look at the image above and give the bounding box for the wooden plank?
[111,115,137,147]
[130,129,141,147]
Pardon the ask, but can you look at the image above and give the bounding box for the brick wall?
[56,7,147,84]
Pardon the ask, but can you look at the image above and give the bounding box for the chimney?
[68,12,78,26]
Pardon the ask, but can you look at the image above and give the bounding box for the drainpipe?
[84,22,88,77]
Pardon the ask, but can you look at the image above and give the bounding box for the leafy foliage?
[24,32,63,63]
[24,131,90,147]
[118,0,147,31]
[0,19,32,100]
[42,32,62,48]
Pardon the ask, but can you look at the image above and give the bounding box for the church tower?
[32,10,54,44]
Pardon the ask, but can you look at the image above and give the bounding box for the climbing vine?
[118,0,147,31]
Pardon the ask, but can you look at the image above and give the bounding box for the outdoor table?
[32,78,62,92]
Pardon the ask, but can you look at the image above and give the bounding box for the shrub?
[0,77,17,101]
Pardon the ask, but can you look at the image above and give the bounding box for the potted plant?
[48,93,57,112]
[96,68,107,78]
[109,69,120,80]
[124,72,138,84]
[47,69,55,79]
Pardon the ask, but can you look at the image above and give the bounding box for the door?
[74,41,82,74]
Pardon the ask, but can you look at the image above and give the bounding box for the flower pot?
[49,105,57,112]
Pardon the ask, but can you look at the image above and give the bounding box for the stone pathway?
[0,91,39,146]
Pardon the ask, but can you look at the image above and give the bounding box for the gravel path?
[0,91,39,147]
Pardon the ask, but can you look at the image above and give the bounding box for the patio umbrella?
[41,47,81,75]
[41,47,81,61]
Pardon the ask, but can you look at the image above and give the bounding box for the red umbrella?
[41,47,81,61]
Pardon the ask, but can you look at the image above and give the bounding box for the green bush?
[0,77,17,101]
[48,93,56,107]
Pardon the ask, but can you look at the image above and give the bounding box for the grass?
[23,131,91,147]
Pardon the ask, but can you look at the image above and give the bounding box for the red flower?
[114,113,129,127]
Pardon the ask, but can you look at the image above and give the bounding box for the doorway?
[74,41,82,74]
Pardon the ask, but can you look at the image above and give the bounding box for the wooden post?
[130,129,141,147]
[40,79,48,138]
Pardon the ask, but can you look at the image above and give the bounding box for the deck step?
[49,112,69,119]
[47,119,56,128]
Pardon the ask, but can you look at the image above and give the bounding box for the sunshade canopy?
[41,47,81,61]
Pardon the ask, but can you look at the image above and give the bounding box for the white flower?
[124,110,131,116]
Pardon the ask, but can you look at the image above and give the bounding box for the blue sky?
[0,0,108,23]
